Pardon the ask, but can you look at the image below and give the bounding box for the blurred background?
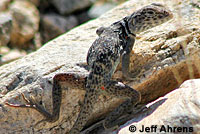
[0,0,127,66]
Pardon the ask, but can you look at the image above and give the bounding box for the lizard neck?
[111,17,136,38]
[121,16,136,37]
[111,18,136,51]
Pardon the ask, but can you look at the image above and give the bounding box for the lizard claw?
[5,93,58,125]
[5,93,37,109]
[33,115,57,127]
[5,93,48,126]
[34,118,48,127]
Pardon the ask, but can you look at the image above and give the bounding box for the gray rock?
[51,0,93,15]
[0,0,200,134]
[38,0,51,12]
[40,13,78,43]
[76,11,92,24]
[0,13,12,46]
[88,2,116,18]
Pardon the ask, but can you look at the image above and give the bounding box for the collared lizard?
[6,3,173,134]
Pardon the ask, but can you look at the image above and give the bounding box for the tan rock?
[28,0,40,6]
[129,26,200,103]
[9,0,39,49]
[33,32,42,49]
[0,0,11,11]
[118,79,200,134]
[0,46,10,54]
[0,0,199,134]
[22,32,42,51]
[1,49,26,65]
[0,13,12,46]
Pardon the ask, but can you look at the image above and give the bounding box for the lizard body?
[6,3,173,134]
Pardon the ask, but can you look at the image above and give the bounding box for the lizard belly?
[104,56,120,80]
[111,57,120,75]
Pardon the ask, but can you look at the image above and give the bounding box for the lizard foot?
[103,120,119,131]
[68,128,80,134]
[128,104,147,114]
[5,93,58,126]
[5,93,39,109]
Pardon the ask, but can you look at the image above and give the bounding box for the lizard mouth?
[128,3,173,34]
[150,3,173,21]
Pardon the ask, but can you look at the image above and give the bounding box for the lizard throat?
[122,17,136,37]
[115,18,136,50]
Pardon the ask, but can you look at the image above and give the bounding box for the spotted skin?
[5,3,173,134]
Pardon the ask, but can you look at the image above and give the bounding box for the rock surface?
[118,79,200,134]
[0,0,200,134]
[9,0,39,48]
[0,13,12,46]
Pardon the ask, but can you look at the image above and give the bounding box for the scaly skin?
[6,3,173,134]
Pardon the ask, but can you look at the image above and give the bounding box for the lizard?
[6,3,173,134]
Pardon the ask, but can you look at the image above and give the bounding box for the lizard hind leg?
[68,89,99,134]
[5,73,87,126]
[103,81,141,130]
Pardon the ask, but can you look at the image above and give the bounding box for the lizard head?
[128,3,173,34]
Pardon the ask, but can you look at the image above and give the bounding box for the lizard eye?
[163,11,169,16]
[158,15,164,19]
[147,11,154,14]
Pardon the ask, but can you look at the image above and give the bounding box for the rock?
[0,54,2,64]
[0,13,12,46]
[1,49,26,65]
[9,0,39,49]
[0,0,200,134]
[118,79,200,134]
[76,11,92,24]
[32,32,42,49]
[0,0,11,11]
[38,0,53,13]
[28,0,40,6]
[88,2,116,18]
[23,32,42,51]
[0,46,10,54]
[40,13,78,43]
[51,0,92,15]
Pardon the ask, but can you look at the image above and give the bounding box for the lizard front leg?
[96,27,107,36]
[103,80,141,130]
[121,35,136,80]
